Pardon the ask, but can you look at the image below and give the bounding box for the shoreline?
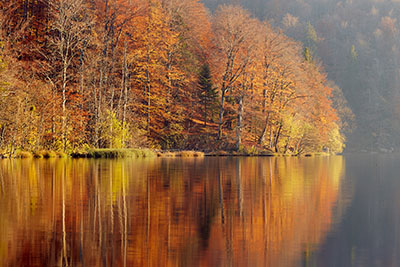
[0,149,332,159]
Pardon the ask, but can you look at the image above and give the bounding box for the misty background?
[203,0,400,152]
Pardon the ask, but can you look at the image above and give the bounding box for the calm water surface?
[0,155,399,266]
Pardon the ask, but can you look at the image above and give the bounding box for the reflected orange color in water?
[0,157,346,266]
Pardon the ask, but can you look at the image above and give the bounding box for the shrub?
[73,148,157,159]
[175,151,205,157]
[56,151,68,158]
[42,151,57,158]
[15,151,33,158]
[33,150,45,158]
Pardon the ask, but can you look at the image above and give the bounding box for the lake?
[0,155,399,266]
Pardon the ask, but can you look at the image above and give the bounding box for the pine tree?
[197,63,218,126]
[350,45,358,62]
[304,47,313,62]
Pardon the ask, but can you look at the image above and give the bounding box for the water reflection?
[0,157,346,266]
[316,154,400,267]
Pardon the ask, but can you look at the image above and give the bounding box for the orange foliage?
[0,1,347,152]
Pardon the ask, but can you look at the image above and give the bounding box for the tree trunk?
[284,136,290,154]
[262,89,267,113]
[62,58,67,151]
[146,70,151,135]
[269,125,274,149]
[118,40,128,122]
[122,42,128,147]
[0,125,5,149]
[94,70,101,148]
[23,0,28,20]
[217,86,226,140]
[236,96,244,151]
[274,122,283,153]
[296,137,303,155]
[204,100,207,127]
[258,112,270,145]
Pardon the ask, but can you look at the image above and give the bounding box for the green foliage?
[25,107,40,152]
[302,22,318,62]
[304,47,313,62]
[304,22,319,55]
[131,149,157,158]
[197,63,218,125]
[160,122,186,150]
[236,145,259,156]
[306,22,318,43]
[100,110,131,149]
[350,45,358,62]
[53,139,69,152]
[31,150,59,158]
[246,146,258,156]
[91,149,131,158]
[326,125,345,153]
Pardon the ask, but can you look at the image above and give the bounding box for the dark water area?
[0,155,398,266]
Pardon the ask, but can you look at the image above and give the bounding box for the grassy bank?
[156,151,205,158]
[10,150,68,159]
[0,149,154,159]
[71,149,207,158]
[205,150,277,157]
[71,148,157,158]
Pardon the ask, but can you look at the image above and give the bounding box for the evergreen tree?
[302,23,318,65]
[304,47,313,62]
[350,45,358,62]
[197,63,218,126]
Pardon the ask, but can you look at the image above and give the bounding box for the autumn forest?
[0,0,349,155]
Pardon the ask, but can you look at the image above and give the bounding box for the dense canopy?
[0,0,348,154]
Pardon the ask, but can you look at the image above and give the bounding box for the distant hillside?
[203,0,400,151]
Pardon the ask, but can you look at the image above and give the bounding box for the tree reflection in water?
[0,156,346,266]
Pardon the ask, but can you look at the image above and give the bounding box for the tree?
[258,28,301,149]
[88,0,139,148]
[197,63,218,126]
[304,47,313,62]
[0,0,349,153]
[42,0,93,150]
[212,5,260,140]
[127,0,191,148]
